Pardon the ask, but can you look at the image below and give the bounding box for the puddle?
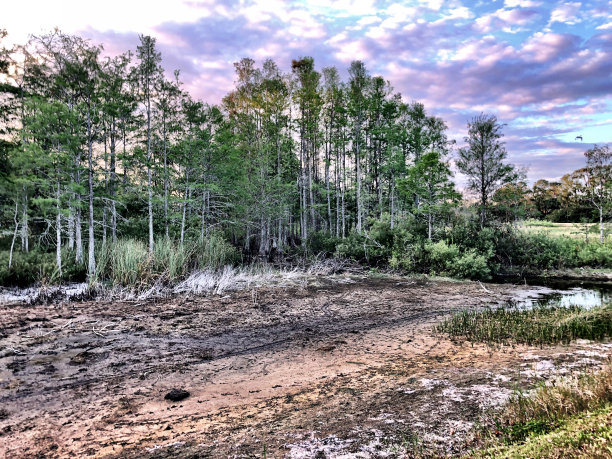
[512,281,611,310]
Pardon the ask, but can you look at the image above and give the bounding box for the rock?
[164,389,190,402]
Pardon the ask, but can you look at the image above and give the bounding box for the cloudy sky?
[5,0,612,183]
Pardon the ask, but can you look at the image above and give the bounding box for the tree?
[398,152,460,239]
[531,179,561,219]
[493,182,529,223]
[456,114,518,227]
[292,57,322,240]
[348,61,369,233]
[584,144,611,243]
[136,35,162,253]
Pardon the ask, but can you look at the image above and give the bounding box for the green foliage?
[96,239,150,286]
[451,249,491,280]
[437,303,612,346]
[471,366,612,458]
[305,231,340,255]
[0,234,238,288]
[0,249,87,287]
[336,217,398,265]
[497,230,612,271]
[397,151,460,238]
[192,234,240,271]
[473,405,612,458]
[426,240,460,272]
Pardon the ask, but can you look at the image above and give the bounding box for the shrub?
[449,249,491,280]
[305,231,340,256]
[0,248,86,287]
[425,240,460,273]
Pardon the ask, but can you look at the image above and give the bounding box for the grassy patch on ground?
[521,219,612,241]
[436,304,612,346]
[470,366,612,458]
[474,404,612,458]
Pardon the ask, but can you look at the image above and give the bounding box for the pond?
[513,279,612,310]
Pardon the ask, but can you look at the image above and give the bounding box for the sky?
[4,0,612,184]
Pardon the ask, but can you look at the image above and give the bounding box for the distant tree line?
[492,144,611,241]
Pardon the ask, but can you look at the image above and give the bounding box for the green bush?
[305,231,340,255]
[576,241,612,267]
[426,240,460,273]
[0,249,87,287]
[495,230,612,271]
[449,249,491,280]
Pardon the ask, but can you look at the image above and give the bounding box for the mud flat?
[1,276,610,457]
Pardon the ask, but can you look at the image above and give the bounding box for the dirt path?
[1,276,611,458]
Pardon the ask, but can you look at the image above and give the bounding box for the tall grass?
[436,303,612,346]
[471,366,612,457]
[192,233,240,271]
[95,235,238,287]
[503,365,612,430]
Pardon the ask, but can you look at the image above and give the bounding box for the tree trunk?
[180,169,189,246]
[87,104,96,279]
[341,133,346,239]
[56,180,62,275]
[110,118,117,243]
[390,178,395,230]
[325,126,332,234]
[163,115,169,239]
[21,189,28,253]
[68,210,75,250]
[146,71,154,253]
[308,137,315,233]
[600,207,604,244]
[75,207,83,264]
[355,116,363,233]
[102,126,108,245]
[75,153,83,264]
[8,202,19,269]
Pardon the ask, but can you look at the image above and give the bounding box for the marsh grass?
[436,303,612,346]
[95,235,239,287]
[502,365,612,432]
[470,366,612,458]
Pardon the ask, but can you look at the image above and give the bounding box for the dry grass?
[469,365,612,458]
[502,365,612,427]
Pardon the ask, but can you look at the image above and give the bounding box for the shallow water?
[514,280,612,310]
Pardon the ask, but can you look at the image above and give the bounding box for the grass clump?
[475,404,612,458]
[436,303,612,346]
[471,366,612,458]
[95,235,239,287]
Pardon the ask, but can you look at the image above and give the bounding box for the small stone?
[164,389,190,402]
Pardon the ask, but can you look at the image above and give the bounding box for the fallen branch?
[478,281,492,293]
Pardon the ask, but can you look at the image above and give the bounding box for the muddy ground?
[1,275,611,458]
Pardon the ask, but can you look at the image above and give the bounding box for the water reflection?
[516,284,612,310]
